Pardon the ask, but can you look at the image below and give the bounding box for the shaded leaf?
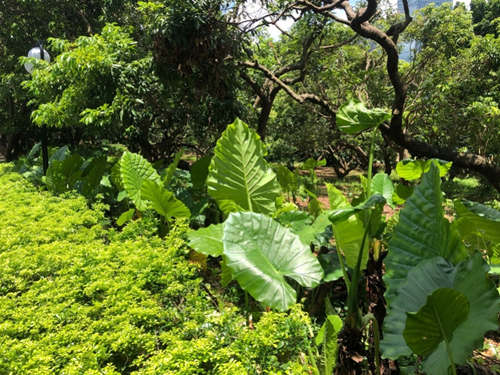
[141,180,190,219]
[191,155,212,191]
[119,151,161,211]
[404,288,469,357]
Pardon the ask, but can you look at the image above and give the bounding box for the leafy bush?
[0,165,314,374]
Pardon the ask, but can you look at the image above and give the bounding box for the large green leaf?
[273,164,299,195]
[382,257,456,358]
[222,212,323,311]
[327,184,369,270]
[384,163,467,303]
[186,224,224,257]
[454,200,500,244]
[207,119,281,215]
[79,156,108,197]
[141,180,190,220]
[336,100,390,134]
[404,288,469,357]
[381,253,500,375]
[424,253,500,374]
[396,159,452,181]
[119,151,161,211]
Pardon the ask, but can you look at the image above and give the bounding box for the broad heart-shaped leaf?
[384,163,467,304]
[454,200,500,244]
[382,257,456,359]
[404,288,469,357]
[207,118,281,215]
[222,212,323,311]
[424,253,500,375]
[186,224,223,257]
[336,100,390,134]
[371,173,394,207]
[381,253,500,375]
[296,211,331,245]
[326,183,369,270]
[141,180,190,220]
[396,159,452,181]
[120,151,161,211]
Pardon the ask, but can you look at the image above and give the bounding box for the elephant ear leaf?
[223,212,323,311]
[120,151,161,211]
[336,100,390,134]
[141,180,190,220]
[403,288,469,358]
[454,200,500,244]
[381,253,500,375]
[326,183,369,270]
[384,163,467,304]
[207,118,281,215]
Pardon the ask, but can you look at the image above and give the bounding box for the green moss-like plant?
[0,164,313,374]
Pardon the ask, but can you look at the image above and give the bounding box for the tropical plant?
[382,163,500,374]
[207,118,281,215]
[117,150,190,229]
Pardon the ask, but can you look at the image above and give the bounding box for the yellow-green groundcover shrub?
[0,165,313,375]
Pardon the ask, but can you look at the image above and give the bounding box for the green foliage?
[370,173,394,207]
[381,163,500,373]
[326,184,369,270]
[141,180,191,220]
[395,159,452,181]
[471,0,500,37]
[382,254,499,374]
[315,314,342,375]
[403,288,469,357]
[207,118,281,215]
[186,224,224,257]
[403,4,500,168]
[0,165,314,374]
[336,100,390,134]
[223,212,323,311]
[119,151,161,211]
[384,163,467,303]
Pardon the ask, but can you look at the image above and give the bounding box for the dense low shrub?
[0,165,313,375]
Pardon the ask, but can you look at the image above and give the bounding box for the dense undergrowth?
[0,164,314,375]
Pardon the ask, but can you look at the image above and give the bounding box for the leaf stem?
[366,127,378,198]
[363,313,381,375]
[347,211,373,328]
